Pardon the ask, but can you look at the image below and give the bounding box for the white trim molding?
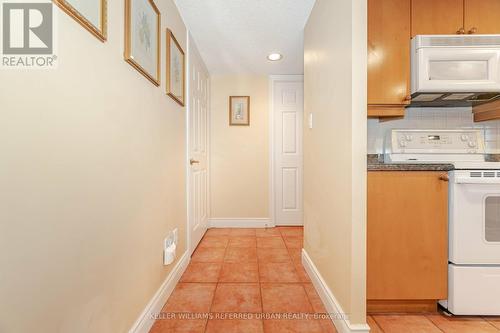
[302,249,371,333]
[128,251,190,333]
[208,218,273,228]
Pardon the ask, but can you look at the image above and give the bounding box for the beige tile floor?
[149,227,336,333]
[150,227,500,333]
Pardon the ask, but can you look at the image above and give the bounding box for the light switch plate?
[164,235,173,249]
[164,232,176,266]
[173,228,178,245]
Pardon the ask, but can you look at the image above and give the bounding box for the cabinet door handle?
[439,174,449,182]
[404,95,412,102]
[190,159,199,165]
[468,27,477,34]
[457,28,466,34]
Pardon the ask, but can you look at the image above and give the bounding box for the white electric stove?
[385,129,500,316]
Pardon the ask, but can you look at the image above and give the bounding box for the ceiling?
[174,0,316,75]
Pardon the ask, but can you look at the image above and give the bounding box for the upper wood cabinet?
[412,0,500,36]
[473,99,500,122]
[368,0,411,117]
[464,0,500,34]
[411,0,464,36]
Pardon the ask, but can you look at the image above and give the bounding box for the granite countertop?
[367,154,500,171]
[367,154,455,171]
[486,154,500,162]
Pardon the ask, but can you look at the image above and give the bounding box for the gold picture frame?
[166,29,185,106]
[229,96,250,126]
[124,0,161,86]
[54,0,107,42]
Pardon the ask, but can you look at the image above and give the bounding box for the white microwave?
[411,35,500,106]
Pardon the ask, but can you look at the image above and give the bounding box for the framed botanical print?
[124,0,161,86]
[166,29,185,106]
[229,96,250,126]
[54,0,107,41]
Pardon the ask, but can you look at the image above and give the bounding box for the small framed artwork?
[124,0,161,86]
[166,29,185,106]
[54,0,107,41]
[229,96,250,126]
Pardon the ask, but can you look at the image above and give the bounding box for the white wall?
[304,0,367,326]
[0,1,187,332]
[368,107,500,154]
[210,75,269,218]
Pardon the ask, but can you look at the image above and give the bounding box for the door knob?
[439,174,449,182]
[468,27,477,34]
[190,159,199,165]
[457,27,466,34]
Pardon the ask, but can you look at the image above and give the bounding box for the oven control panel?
[395,131,480,150]
[389,129,485,154]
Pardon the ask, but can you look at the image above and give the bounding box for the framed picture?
[124,0,161,86]
[54,0,107,41]
[166,29,185,106]
[229,96,250,126]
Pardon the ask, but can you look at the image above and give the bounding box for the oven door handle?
[455,177,500,184]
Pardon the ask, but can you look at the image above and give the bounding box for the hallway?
[149,227,337,332]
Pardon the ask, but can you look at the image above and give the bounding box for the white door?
[272,76,304,225]
[188,35,210,254]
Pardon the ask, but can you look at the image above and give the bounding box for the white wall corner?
[302,249,371,333]
[128,251,190,333]
[208,218,273,228]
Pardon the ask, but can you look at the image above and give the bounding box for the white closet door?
[273,78,304,226]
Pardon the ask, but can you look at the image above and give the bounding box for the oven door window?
[485,196,500,242]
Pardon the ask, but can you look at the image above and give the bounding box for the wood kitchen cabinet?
[368,0,411,118]
[464,0,500,35]
[473,99,500,122]
[412,0,500,36]
[411,0,464,36]
[367,171,448,313]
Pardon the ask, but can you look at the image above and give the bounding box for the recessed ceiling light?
[267,53,283,61]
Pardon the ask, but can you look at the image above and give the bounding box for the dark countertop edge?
[367,154,500,171]
[367,154,455,172]
[486,154,500,162]
[368,164,455,171]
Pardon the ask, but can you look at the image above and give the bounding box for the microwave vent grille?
[469,171,500,178]
[417,35,500,48]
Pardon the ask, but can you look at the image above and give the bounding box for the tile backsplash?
[368,107,500,154]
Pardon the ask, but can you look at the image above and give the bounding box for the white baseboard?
[128,251,190,333]
[302,249,370,333]
[208,218,273,228]
[275,222,304,226]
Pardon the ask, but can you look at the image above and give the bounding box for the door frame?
[186,33,211,256]
[268,75,304,227]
